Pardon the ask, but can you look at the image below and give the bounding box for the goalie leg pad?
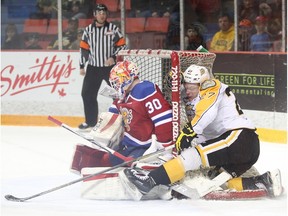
[70,144,111,174]
[81,167,133,200]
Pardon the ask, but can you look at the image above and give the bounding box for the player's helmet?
[109,60,139,95]
[183,65,210,84]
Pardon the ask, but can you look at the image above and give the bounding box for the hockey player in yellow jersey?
[121,64,283,200]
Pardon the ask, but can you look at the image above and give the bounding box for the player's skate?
[78,122,93,132]
[259,169,283,197]
[248,169,283,197]
[119,167,156,200]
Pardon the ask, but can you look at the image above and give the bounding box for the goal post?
[117,49,216,142]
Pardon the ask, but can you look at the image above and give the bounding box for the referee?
[78,3,127,130]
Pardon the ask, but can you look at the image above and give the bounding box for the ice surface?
[1,126,287,216]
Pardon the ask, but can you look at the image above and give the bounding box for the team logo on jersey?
[120,107,132,131]
[201,80,216,90]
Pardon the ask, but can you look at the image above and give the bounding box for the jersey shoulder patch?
[200,80,216,90]
[130,81,156,100]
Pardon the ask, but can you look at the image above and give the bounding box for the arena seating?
[144,17,170,33]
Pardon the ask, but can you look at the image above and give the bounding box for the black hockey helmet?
[94,4,108,13]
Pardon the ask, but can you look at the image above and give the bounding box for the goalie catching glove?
[175,122,197,153]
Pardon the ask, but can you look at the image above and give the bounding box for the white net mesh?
[117,49,216,140]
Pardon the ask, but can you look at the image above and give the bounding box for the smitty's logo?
[1,55,75,97]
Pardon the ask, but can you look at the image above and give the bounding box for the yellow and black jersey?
[79,21,127,68]
[192,79,255,140]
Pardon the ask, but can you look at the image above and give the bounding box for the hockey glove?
[175,122,197,153]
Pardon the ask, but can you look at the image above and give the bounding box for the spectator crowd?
[1,0,284,52]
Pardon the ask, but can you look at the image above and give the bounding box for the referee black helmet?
[93,4,108,13]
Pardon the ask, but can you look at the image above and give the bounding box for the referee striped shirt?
[79,21,127,68]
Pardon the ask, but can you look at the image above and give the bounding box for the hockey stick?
[195,171,232,198]
[48,116,200,199]
[4,145,174,202]
[48,116,131,162]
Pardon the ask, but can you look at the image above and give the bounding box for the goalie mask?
[183,65,210,84]
[109,60,139,96]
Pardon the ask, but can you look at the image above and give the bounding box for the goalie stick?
[203,189,267,200]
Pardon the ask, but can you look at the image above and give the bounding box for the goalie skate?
[118,168,146,201]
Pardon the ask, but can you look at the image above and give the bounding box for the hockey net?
[117,49,217,142]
